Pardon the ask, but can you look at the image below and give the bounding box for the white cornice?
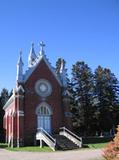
[3,93,25,110]
[3,95,15,110]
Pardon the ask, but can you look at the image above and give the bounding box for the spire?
[16,51,24,83]
[59,59,68,88]
[39,41,45,56]
[28,43,37,67]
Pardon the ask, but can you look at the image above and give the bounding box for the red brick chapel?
[3,42,72,147]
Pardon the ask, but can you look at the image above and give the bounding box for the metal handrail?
[60,127,82,141]
[37,127,56,144]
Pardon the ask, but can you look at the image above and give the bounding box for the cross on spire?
[40,41,45,55]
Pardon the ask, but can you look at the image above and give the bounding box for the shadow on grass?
[82,144,89,148]
[0,143,8,149]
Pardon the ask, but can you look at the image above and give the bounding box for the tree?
[94,66,119,133]
[70,61,95,135]
[0,88,9,141]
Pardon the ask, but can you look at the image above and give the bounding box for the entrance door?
[37,104,52,133]
[38,115,51,133]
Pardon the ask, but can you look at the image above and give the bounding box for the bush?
[82,137,112,144]
[103,125,119,160]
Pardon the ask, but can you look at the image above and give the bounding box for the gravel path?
[0,148,104,160]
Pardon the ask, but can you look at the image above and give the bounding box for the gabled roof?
[23,54,62,86]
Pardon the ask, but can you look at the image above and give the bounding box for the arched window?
[36,102,52,116]
[36,102,52,133]
[37,105,50,115]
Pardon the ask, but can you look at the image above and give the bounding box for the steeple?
[28,43,37,67]
[16,51,24,83]
[39,41,45,56]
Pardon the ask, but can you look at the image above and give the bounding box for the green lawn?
[0,143,52,152]
[0,141,108,152]
[0,143,8,148]
[7,146,52,152]
[82,137,111,149]
[9,142,107,151]
[87,142,107,149]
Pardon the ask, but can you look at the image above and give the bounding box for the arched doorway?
[36,102,52,133]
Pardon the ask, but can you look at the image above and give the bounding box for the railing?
[37,128,56,144]
[8,135,11,147]
[60,127,82,148]
[8,134,13,147]
[36,127,56,151]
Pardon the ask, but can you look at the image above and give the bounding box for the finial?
[20,50,22,56]
[39,41,45,55]
[31,43,34,48]
[32,42,34,46]
[28,43,37,67]
[16,50,24,83]
[17,50,23,65]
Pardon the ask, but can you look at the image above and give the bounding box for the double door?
[38,115,51,133]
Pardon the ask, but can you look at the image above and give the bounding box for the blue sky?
[0,0,119,91]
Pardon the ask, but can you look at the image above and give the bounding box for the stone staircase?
[55,135,79,150]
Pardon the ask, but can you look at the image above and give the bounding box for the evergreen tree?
[0,88,9,141]
[94,66,119,133]
[0,88,9,106]
[70,61,95,135]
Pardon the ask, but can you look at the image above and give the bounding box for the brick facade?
[3,48,72,147]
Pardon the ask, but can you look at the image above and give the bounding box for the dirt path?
[0,148,104,160]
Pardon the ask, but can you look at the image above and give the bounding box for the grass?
[82,137,112,149]
[0,142,107,152]
[87,142,107,149]
[0,143,8,148]
[7,146,52,152]
[0,143,52,152]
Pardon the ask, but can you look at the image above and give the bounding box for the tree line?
[56,58,119,136]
